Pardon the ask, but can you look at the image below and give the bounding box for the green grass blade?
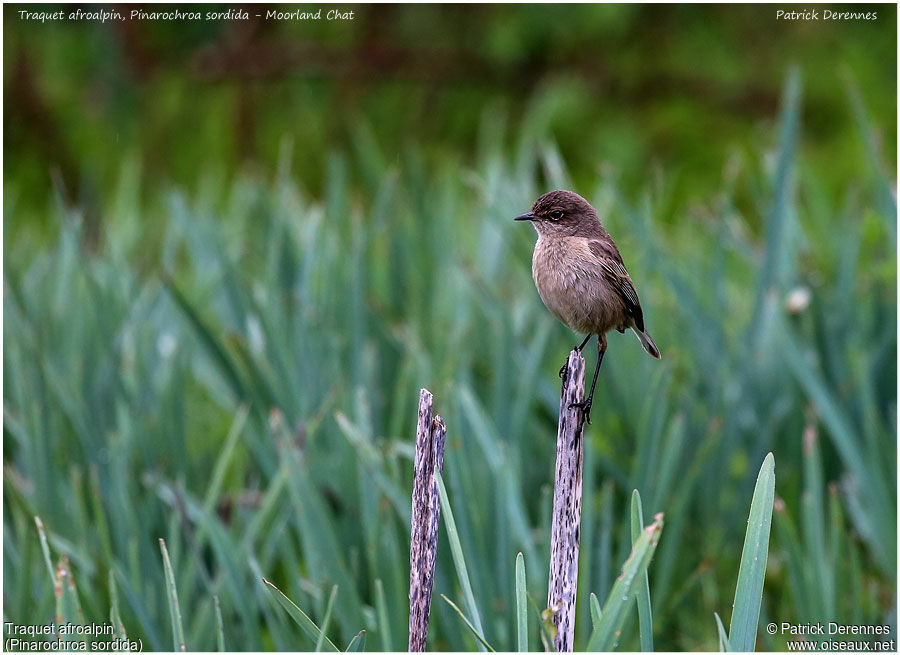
[515,552,528,652]
[589,593,602,629]
[34,516,54,582]
[437,471,487,650]
[631,490,654,652]
[203,404,249,514]
[749,68,801,343]
[374,579,393,652]
[727,453,776,652]
[109,570,127,640]
[159,538,186,651]
[89,467,114,565]
[587,513,664,651]
[345,630,366,652]
[262,578,340,652]
[163,277,248,403]
[842,71,897,231]
[441,595,497,652]
[214,595,225,651]
[596,480,615,602]
[714,612,731,652]
[781,333,895,578]
[802,425,831,620]
[279,444,366,633]
[54,554,85,643]
[316,586,339,652]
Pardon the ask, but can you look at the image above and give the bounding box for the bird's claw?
[569,400,592,424]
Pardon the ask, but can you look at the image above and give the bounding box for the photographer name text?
[776,9,877,21]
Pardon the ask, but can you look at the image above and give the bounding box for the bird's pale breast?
[532,236,627,335]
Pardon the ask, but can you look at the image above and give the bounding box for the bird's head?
[515,190,602,238]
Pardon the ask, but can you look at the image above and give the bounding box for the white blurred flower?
[157,331,177,358]
[785,286,811,314]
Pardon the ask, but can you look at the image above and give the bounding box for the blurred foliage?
[3,4,897,653]
[3,3,897,251]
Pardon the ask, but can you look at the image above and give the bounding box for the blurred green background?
[3,3,897,652]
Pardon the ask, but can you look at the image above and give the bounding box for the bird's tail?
[632,327,661,359]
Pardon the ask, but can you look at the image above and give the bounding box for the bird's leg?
[577,333,593,351]
[560,333,594,377]
[569,333,607,424]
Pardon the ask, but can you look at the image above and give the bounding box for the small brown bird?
[516,190,660,423]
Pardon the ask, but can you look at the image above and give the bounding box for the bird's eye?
[550,210,563,220]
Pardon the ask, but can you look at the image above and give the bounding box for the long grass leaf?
[441,595,497,652]
[516,552,528,652]
[589,593,602,629]
[109,570,127,640]
[316,586,339,652]
[727,453,776,651]
[203,404,249,514]
[345,630,366,652]
[781,333,895,578]
[631,490,654,652]
[587,513,664,651]
[714,612,731,652]
[749,68,801,344]
[54,557,86,648]
[262,578,340,652]
[159,538,186,651]
[214,595,225,651]
[436,471,487,650]
[842,71,897,232]
[163,278,248,403]
[34,516,54,583]
[374,579,393,652]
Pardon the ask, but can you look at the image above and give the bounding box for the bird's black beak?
[514,212,535,221]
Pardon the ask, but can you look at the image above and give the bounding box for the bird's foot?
[558,362,567,378]
[569,399,592,424]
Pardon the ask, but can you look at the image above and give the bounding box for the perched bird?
[516,190,660,423]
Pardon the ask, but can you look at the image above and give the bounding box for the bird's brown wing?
[588,239,645,331]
